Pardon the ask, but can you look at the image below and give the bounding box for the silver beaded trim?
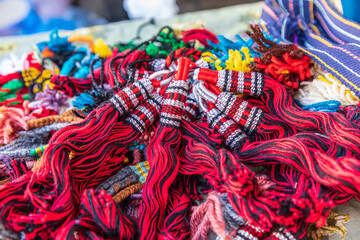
[216,70,227,90]
[195,58,211,69]
[207,108,222,129]
[233,101,248,123]
[235,229,258,240]
[110,94,127,115]
[218,118,233,134]
[216,92,235,113]
[124,87,139,107]
[256,73,263,97]
[237,71,245,94]
[160,112,182,127]
[248,109,262,134]
[226,129,247,149]
[127,115,145,133]
[184,106,197,118]
[136,78,153,99]
[244,107,257,131]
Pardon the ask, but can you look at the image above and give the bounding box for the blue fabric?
[341,0,360,24]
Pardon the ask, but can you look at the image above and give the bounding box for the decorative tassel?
[234,133,360,195]
[0,78,156,238]
[196,67,360,157]
[215,91,297,140]
[139,57,191,239]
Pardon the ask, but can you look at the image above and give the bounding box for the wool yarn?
[139,57,191,239]
[0,104,31,145]
[296,72,360,107]
[190,191,228,240]
[0,6,359,239]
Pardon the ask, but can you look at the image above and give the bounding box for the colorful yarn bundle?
[247,25,312,90]
[260,0,360,97]
[0,2,360,239]
[296,67,360,107]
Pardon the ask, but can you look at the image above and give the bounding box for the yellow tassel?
[93,38,112,58]
[21,68,53,93]
[201,47,254,72]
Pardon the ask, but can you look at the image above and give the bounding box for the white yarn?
[296,68,359,106]
[0,53,26,75]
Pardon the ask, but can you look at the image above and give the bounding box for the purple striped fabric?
[260,0,360,96]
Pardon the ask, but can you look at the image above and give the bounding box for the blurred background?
[0,0,260,36]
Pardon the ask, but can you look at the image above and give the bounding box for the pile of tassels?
[0,15,359,240]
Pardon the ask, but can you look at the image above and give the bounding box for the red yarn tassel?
[235,132,360,195]
[50,75,92,97]
[157,181,191,240]
[57,189,138,239]
[261,76,360,157]
[139,57,191,239]
[181,135,278,232]
[0,78,155,238]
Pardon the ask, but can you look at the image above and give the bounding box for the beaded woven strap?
[96,166,134,190]
[160,57,191,128]
[109,78,154,115]
[207,107,247,149]
[126,93,163,134]
[215,92,263,134]
[269,228,296,240]
[106,174,139,196]
[183,92,199,121]
[194,68,264,97]
[234,224,265,240]
[195,58,211,69]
